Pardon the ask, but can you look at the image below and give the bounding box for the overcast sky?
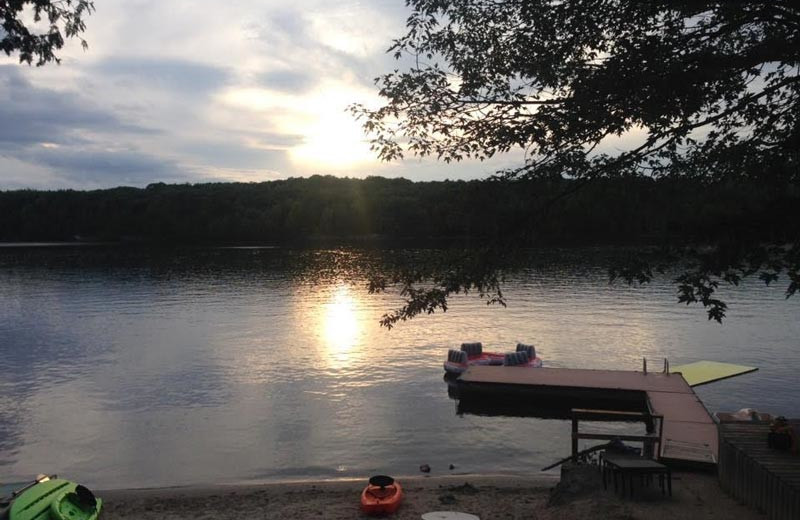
[0,0,527,190]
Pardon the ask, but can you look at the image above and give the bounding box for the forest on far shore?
[0,175,797,246]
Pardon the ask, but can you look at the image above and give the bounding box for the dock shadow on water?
[445,375,649,419]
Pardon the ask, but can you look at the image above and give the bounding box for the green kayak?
[2,476,102,520]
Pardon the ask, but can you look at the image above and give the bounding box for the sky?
[0,0,525,190]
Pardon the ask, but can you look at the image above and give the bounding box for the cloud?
[92,57,231,95]
[177,138,294,170]
[259,70,314,93]
[0,65,154,148]
[0,155,61,189]
[28,147,174,178]
[242,5,403,91]
[14,146,188,187]
[0,64,183,188]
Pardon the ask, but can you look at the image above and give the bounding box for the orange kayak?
[360,475,403,515]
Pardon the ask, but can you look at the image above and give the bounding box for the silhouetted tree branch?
[1,0,94,66]
[351,0,800,325]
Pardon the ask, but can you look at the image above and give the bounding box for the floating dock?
[457,366,718,465]
[671,360,758,387]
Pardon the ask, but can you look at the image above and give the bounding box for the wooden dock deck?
[458,366,718,465]
[718,421,800,520]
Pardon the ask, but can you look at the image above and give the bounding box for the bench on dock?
[571,408,664,460]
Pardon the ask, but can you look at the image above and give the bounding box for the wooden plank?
[662,437,716,464]
[661,421,718,462]
[718,430,729,493]
[571,408,653,421]
[647,391,716,424]
[575,432,659,442]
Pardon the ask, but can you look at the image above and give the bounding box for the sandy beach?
[99,469,763,519]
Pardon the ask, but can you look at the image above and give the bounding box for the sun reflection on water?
[322,285,361,366]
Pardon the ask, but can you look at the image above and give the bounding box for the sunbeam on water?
[322,285,361,367]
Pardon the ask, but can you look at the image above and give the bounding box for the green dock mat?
[672,361,758,387]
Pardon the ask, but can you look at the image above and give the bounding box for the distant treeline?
[0,176,797,245]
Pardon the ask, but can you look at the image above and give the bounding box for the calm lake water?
[1,246,798,489]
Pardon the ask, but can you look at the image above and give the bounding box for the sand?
[99,468,764,519]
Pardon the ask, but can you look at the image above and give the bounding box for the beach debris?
[422,512,480,520]
[732,408,762,421]
[438,494,457,505]
[420,464,431,473]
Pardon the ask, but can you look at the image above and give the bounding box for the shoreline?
[98,470,763,519]
[99,473,559,495]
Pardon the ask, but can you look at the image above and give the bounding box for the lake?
[1,245,798,489]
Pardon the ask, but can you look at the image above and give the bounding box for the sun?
[217,82,382,171]
[287,88,378,171]
[289,110,376,170]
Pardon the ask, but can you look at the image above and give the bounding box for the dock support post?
[572,416,579,461]
[643,417,655,458]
